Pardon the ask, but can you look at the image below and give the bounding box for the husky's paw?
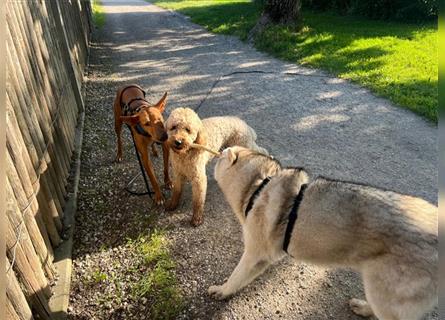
[349,298,373,317]
[208,285,229,300]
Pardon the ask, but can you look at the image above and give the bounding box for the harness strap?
[135,123,150,137]
[245,177,271,217]
[120,85,146,102]
[283,184,307,253]
[127,97,149,109]
[119,85,147,114]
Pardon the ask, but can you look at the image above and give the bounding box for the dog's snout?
[174,139,183,147]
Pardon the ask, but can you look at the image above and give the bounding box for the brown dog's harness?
[119,85,152,137]
[244,177,307,254]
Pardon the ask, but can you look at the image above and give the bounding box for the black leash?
[124,124,154,197]
[283,184,307,253]
[195,70,335,112]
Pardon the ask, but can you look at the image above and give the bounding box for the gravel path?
[69,1,438,319]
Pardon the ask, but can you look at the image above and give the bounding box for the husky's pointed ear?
[194,127,207,146]
[120,114,140,125]
[154,92,168,113]
[222,147,237,164]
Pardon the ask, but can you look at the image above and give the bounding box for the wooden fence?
[6,1,91,319]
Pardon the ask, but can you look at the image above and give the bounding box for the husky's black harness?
[282,183,307,253]
[244,177,271,216]
[244,177,307,253]
[119,85,154,197]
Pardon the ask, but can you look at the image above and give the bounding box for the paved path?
[82,0,437,318]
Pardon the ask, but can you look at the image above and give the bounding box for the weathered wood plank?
[11,2,71,197]
[6,258,34,320]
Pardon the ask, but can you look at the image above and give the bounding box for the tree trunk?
[248,0,302,43]
[264,0,302,24]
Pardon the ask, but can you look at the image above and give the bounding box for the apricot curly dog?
[165,107,268,226]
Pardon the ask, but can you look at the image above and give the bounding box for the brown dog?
[113,84,172,205]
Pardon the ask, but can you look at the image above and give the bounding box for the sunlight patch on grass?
[129,230,183,320]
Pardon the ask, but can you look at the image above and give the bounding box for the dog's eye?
[144,122,150,126]
[171,125,176,130]
[186,128,191,133]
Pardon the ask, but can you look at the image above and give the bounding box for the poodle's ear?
[154,92,167,113]
[120,114,139,125]
[194,127,207,146]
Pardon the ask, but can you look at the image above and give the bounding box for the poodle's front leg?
[191,168,207,227]
[165,171,184,211]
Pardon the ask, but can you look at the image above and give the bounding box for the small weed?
[91,269,108,283]
[136,230,171,265]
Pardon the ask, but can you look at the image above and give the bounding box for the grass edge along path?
[92,0,106,29]
[151,0,437,122]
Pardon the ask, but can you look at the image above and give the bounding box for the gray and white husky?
[208,146,437,320]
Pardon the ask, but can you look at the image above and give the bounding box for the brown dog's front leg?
[162,142,172,189]
[165,173,183,211]
[191,170,207,227]
[138,144,164,205]
[151,144,159,157]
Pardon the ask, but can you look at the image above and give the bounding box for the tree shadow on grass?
[153,0,263,39]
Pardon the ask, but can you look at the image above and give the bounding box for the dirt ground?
[68,1,437,319]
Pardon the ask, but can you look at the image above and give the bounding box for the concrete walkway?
[84,0,437,318]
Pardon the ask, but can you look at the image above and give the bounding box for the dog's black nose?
[160,132,168,142]
[174,140,182,147]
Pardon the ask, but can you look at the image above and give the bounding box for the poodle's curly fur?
[165,107,268,226]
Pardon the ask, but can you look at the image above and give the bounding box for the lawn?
[152,0,437,122]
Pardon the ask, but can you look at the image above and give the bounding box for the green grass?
[91,269,108,283]
[92,0,105,28]
[80,230,181,318]
[129,231,183,320]
[151,0,437,122]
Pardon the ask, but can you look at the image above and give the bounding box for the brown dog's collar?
[135,123,151,137]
